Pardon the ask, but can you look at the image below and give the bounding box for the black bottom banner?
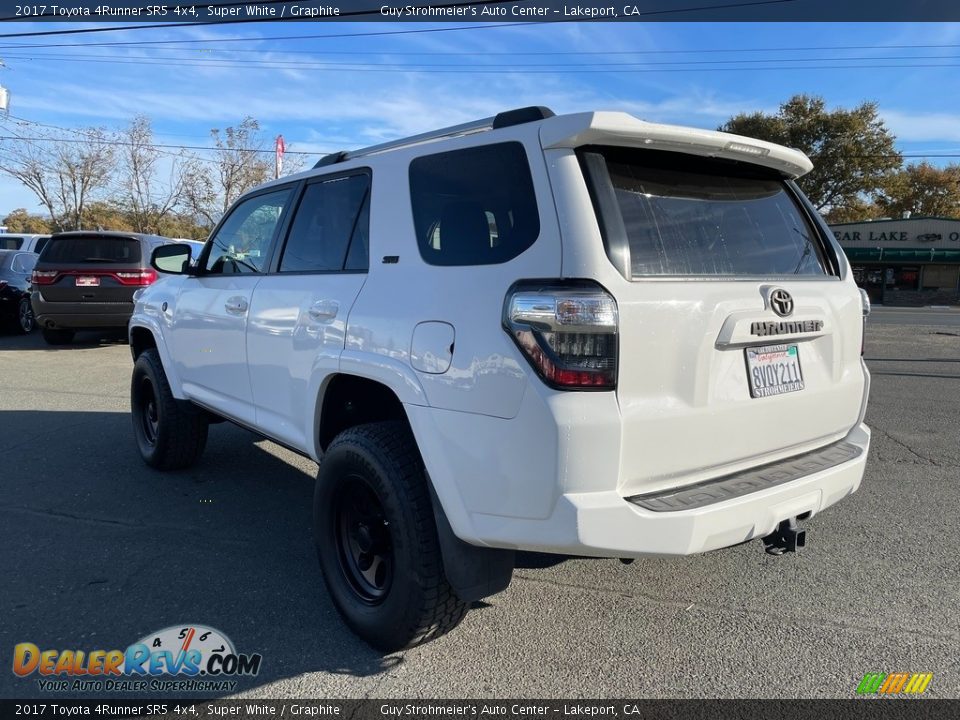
[2,699,958,720]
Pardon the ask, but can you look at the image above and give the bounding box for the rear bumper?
[469,422,870,558]
[31,292,133,330]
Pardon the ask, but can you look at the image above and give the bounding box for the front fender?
[129,285,185,400]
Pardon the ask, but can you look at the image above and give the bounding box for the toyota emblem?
[770,289,794,317]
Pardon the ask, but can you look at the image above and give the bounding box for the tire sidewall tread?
[131,348,208,471]
[314,421,467,652]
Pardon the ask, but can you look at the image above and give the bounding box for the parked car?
[128,107,872,651]
[0,233,52,255]
[31,231,176,345]
[0,249,39,333]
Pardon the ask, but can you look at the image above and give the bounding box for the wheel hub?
[335,479,393,604]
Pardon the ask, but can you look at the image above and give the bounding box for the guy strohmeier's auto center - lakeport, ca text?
[14,3,632,18]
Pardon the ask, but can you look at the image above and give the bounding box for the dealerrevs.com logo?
[13,625,262,693]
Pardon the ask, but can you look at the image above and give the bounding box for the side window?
[35,237,50,255]
[0,237,23,250]
[409,142,540,266]
[279,174,370,273]
[205,188,292,274]
[12,253,37,274]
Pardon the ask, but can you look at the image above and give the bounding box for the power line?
[0,133,322,155]
[90,42,960,57]
[0,12,529,39]
[3,129,960,161]
[7,52,960,73]
[9,50,960,69]
[3,34,960,53]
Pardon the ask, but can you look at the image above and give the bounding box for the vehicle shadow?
[0,329,127,350]
[0,410,403,699]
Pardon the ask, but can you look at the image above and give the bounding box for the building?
[830,216,960,305]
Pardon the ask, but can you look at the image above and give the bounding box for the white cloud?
[882,109,960,143]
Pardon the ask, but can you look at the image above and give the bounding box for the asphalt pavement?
[1,311,958,699]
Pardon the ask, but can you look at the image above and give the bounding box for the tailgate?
[615,280,864,496]
[549,136,866,497]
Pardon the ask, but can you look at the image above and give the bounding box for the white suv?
[129,107,871,651]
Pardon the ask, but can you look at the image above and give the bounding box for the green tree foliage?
[822,199,883,225]
[2,208,52,233]
[720,95,901,215]
[875,162,960,219]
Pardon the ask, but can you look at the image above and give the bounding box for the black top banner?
[3,0,960,23]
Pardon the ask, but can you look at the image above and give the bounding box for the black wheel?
[314,421,468,651]
[131,348,208,470]
[17,297,35,334]
[41,328,74,345]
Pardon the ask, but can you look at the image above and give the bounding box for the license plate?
[745,343,804,398]
[75,276,100,287]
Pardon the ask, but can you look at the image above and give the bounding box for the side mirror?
[152,243,194,275]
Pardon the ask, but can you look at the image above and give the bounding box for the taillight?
[115,269,157,286]
[504,281,618,389]
[32,270,58,285]
[859,288,871,356]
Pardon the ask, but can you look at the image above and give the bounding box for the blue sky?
[1,20,960,216]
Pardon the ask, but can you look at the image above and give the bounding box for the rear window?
[0,237,24,250]
[409,141,540,266]
[42,235,142,264]
[579,147,829,278]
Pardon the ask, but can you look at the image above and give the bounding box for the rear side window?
[0,237,24,250]
[580,146,829,278]
[35,237,50,255]
[409,142,540,266]
[42,236,142,264]
[280,173,370,273]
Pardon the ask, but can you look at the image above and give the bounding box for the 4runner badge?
[751,319,824,337]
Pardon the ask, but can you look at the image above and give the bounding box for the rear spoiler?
[539,111,813,179]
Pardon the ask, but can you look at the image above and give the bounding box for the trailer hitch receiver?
[763,517,806,555]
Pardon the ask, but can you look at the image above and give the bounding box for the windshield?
[579,146,830,278]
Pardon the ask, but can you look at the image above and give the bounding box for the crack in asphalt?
[871,426,954,467]
[511,573,960,644]
[0,504,252,547]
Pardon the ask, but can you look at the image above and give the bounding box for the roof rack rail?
[313,106,554,169]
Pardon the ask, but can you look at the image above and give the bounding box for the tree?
[115,116,188,234]
[0,127,115,230]
[720,95,901,215]
[2,208,52,233]
[181,117,273,227]
[822,199,883,224]
[875,162,960,219]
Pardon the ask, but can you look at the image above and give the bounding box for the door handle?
[307,300,339,323]
[224,296,248,315]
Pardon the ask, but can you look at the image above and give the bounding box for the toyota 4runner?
[128,107,871,651]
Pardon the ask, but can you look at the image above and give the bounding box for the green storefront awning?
[842,247,960,262]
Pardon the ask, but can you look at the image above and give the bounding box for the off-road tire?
[314,421,468,652]
[131,348,208,470]
[41,328,74,345]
